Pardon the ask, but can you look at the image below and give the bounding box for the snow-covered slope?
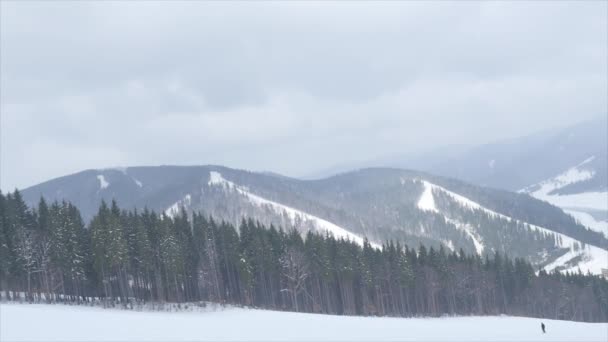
[417,180,485,254]
[564,210,608,238]
[96,175,109,190]
[208,171,378,248]
[520,156,608,246]
[2,303,606,342]
[521,157,607,212]
[165,194,192,218]
[419,180,608,274]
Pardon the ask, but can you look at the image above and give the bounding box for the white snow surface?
[417,181,438,213]
[565,209,608,238]
[134,179,143,188]
[96,175,109,190]
[521,156,607,211]
[417,180,608,274]
[1,303,606,342]
[447,218,485,255]
[533,191,608,212]
[208,171,378,248]
[164,194,192,219]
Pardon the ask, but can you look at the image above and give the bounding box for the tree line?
[1,190,607,322]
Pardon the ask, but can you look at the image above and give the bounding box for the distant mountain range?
[307,116,608,246]
[20,163,608,275]
[311,117,606,192]
[418,116,608,244]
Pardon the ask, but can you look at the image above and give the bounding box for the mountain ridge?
[17,164,608,274]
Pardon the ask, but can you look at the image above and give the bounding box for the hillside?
[519,155,608,239]
[19,165,608,274]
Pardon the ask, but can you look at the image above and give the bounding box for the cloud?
[1,1,606,189]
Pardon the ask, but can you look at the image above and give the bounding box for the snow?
[540,233,607,275]
[96,175,109,190]
[164,194,192,218]
[542,242,608,275]
[416,180,607,274]
[418,180,494,215]
[442,239,455,252]
[521,156,607,211]
[489,159,496,169]
[417,181,438,212]
[418,180,486,254]
[1,303,606,342]
[445,217,485,255]
[134,179,143,188]
[565,210,608,238]
[208,172,379,248]
[208,171,226,186]
[540,192,607,212]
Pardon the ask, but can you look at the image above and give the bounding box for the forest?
[1,190,607,322]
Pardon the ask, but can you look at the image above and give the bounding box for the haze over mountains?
[310,116,607,193]
[422,116,608,240]
[17,118,608,276]
[305,116,608,243]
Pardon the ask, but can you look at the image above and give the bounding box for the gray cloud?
[1,1,606,190]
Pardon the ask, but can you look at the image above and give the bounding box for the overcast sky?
[1,1,606,190]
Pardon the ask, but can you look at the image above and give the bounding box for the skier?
[541,322,546,333]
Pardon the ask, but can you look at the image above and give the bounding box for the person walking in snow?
[541,322,546,333]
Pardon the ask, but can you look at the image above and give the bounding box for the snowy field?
[1,303,607,342]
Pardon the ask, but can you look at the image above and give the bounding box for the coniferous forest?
[1,190,607,322]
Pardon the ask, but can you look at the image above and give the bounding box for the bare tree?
[15,228,37,300]
[280,246,310,312]
[35,233,52,300]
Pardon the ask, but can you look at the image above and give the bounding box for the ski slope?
[1,303,605,342]
[417,180,486,254]
[521,156,608,212]
[208,171,379,248]
[417,180,608,274]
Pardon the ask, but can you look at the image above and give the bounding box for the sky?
[1,1,606,190]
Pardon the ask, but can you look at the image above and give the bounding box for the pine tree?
[1,192,607,322]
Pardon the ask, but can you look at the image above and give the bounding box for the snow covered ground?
[1,303,606,342]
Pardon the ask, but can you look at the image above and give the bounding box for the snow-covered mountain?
[19,165,608,274]
[315,116,607,264]
[318,117,607,195]
[419,117,607,192]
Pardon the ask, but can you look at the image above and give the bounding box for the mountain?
[520,154,608,238]
[408,116,607,193]
[314,116,608,246]
[20,165,608,274]
[419,116,606,241]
